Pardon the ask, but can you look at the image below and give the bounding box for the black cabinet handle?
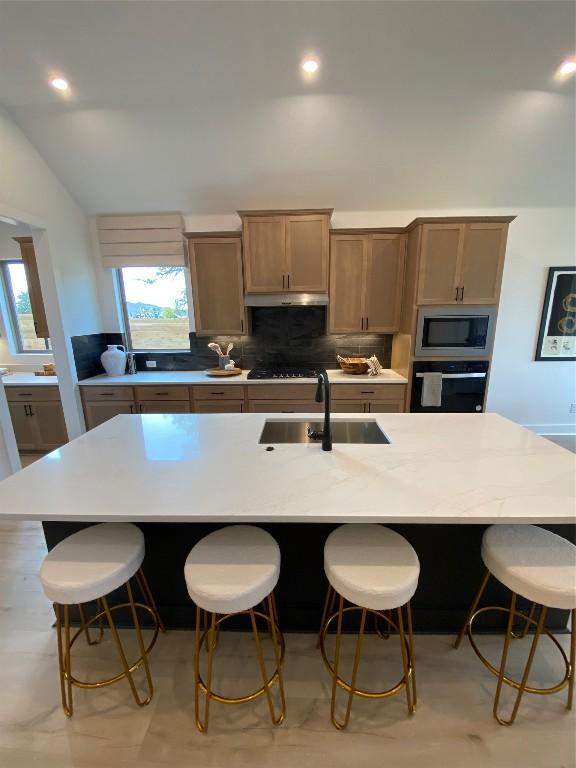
[361,318,364,330]
[365,317,369,331]
[99,393,114,397]
[454,287,459,301]
[282,274,285,289]
[361,391,375,394]
[287,274,290,289]
[241,318,244,333]
[154,392,169,396]
[28,405,34,417]
[211,392,225,395]
[460,286,465,301]
[129,404,134,413]
[17,393,33,397]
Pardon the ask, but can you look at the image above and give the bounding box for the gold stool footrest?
[65,602,160,690]
[468,606,571,695]
[320,606,413,700]
[196,610,285,704]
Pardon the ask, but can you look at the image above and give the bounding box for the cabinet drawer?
[332,384,406,401]
[5,386,61,402]
[248,400,323,414]
[192,385,245,401]
[247,384,317,400]
[82,386,134,402]
[369,401,404,413]
[331,401,366,413]
[134,386,190,402]
[195,401,244,414]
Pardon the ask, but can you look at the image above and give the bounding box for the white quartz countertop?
[1,373,58,386]
[0,412,573,524]
[78,369,408,385]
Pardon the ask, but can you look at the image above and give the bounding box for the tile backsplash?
[72,308,392,378]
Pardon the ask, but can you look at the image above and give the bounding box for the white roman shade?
[97,214,186,267]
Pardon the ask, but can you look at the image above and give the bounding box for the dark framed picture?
[535,267,576,361]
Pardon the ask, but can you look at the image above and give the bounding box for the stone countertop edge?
[77,369,408,385]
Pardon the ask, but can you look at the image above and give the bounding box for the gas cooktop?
[247,366,323,380]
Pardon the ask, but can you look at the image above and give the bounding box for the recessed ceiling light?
[50,77,69,91]
[301,58,319,74]
[558,58,576,75]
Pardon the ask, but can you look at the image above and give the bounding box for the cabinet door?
[365,235,405,332]
[8,402,37,451]
[243,217,285,292]
[329,236,367,333]
[331,401,366,413]
[285,215,329,292]
[248,400,323,413]
[417,224,464,305]
[30,401,68,451]
[459,223,508,304]
[189,238,246,334]
[368,401,404,413]
[84,402,134,430]
[138,401,190,414]
[195,401,244,413]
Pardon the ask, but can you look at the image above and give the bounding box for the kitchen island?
[0,412,573,630]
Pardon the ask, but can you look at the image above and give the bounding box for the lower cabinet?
[137,401,190,414]
[83,401,135,430]
[331,401,365,413]
[195,401,244,413]
[6,386,68,452]
[332,384,407,414]
[368,401,404,413]
[248,400,323,413]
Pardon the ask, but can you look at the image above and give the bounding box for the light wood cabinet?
[240,210,331,293]
[195,401,244,413]
[188,235,246,335]
[329,233,405,333]
[13,237,50,338]
[248,400,323,413]
[417,221,508,306]
[134,386,190,402]
[83,401,135,430]
[332,383,407,413]
[137,401,190,414]
[7,387,67,452]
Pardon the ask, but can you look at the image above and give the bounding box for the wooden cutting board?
[205,367,243,377]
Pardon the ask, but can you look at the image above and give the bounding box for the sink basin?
[259,419,390,445]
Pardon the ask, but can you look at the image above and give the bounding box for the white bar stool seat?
[319,524,420,729]
[41,523,145,605]
[455,524,576,725]
[184,525,285,732]
[482,524,576,610]
[185,524,280,614]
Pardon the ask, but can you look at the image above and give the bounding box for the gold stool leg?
[126,579,154,704]
[397,605,415,715]
[136,568,165,633]
[195,608,216,733]
[406,600,417,711]
[567,609,575,710]
[266,593,286,722]
[101,594,152,707]
[455,569,491,649]
[493,595,548,726]
[56,604,73,717]
[317,584,335,649]
[511,601,537,640]
[330,598,367,730]
[77,600,104,646]
[250,605,285,726]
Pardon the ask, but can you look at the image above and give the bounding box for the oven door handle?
[415,372,487,379]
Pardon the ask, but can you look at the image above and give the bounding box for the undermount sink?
[259,419,390,445]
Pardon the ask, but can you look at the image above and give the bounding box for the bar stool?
[40,523,164,717]
[184,525,286,732]
[319,524,419,729]
[455,524,576,725]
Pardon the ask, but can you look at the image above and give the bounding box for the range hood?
[244,293,329,307]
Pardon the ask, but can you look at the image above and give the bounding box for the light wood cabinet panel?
[247,384,317,400]
[5,386,61,402]
[329,236,366,333]
[368,401,404,413]
[31,402,68,450]
[188,237,246,335]
[331,401,366,413]
[82,386,135,402]
[248,400,323,413]
[417,224,464,305]
[83,402,135,430]
[332,384,406,401]
[134,386,190,402]
[243,217,285,292]
[285,215,329,292]
[365,235,405,332]
[459,223,507,304]
[8,402,37,451]
[192,385,246,401]
[14,237,49,338]
[194,401,244,414]
[137,401,190,414]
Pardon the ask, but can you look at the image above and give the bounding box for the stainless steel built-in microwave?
[415,306,497,358]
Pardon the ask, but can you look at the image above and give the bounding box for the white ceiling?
[0,1,574,215]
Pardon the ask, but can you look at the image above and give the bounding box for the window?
[0,261,51,352]
[118,266,191,350]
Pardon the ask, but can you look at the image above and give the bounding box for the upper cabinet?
[187,233,246,336]
[239,209,331,293]
[417,220,510,305]
[13,237,49,338]
[329,232,406,334]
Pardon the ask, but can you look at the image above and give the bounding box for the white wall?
[181,208,576,433]
[0,105,103,462]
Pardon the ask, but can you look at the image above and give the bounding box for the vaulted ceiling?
[0,1,574,215]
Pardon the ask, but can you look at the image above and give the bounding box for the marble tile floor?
[0,519,574,768]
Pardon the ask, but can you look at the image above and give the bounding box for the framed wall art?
[535,266,576,361]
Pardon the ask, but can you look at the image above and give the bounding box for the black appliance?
[410,360,489,413]
[247,366,323,380]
